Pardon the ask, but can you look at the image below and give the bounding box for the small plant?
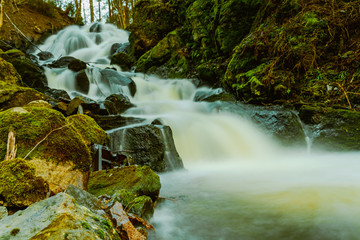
[81,222,90,229]
[97,229,105,239]
[10,228,20,236]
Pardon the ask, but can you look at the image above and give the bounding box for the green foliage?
[81,222,90,229]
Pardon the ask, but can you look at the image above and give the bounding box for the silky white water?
[35,24,360,240]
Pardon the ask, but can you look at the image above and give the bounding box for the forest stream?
[33,24,360,240]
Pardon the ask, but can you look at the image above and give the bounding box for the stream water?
[34,24,360,240]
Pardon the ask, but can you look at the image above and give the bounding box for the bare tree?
[74,0,82,23]
[0,0,4,29]
[90,0,94,22]
[98,0,101,22]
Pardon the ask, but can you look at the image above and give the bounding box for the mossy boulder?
[68,58,87,72]
[0,107,91,171]
[0,193,120,239]
[0,49,47,91]
[135,29,190,78]
[0,82,46,112]
[299,106,360,151]
[0,57,21,84]
[128,0,181,58]
[88,165,161,202]
[0,158,48,208]
[67,114,109,146]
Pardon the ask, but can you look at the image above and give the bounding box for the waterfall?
[34,23,360,240]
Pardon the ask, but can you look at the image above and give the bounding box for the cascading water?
[34,24,360,240]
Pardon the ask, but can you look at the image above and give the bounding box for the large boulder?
[88,165,161,202]
[0,57,21,84]
[111,52,134,71]
[0,82,46,112]
[299,106,360,151]
[0,158,48,208]
[128,0,180,58]
[0,49,47,91]
[75,70,90,94]
[108,124,183,172]
[67,114,109,146]
[0,193,120,239]
[89,114,145,131]
[0,107,93,193]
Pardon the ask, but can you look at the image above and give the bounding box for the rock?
[128,0,180,58]
[108,124,183,172]
[135,29,188,78]
[0,158,49,208]
[0,57,21,84]
[66,185,104,212]
[111,52,133,71]
[88,165,161,202]
[104,93,135,115]
[75,70,90,94]
[0,49,48,90]
[68,58,87,72]
[100,69,136,96]
[299,106,360,151]
[112,189,154,220]
[48,56,77,68]
[0,207,7,220]
[37,51,54,61]
[193,88,236,102]
[89,114,145,130]
[0,193,120,239]
[0,107,93,193]
[109,202,146,240]
[0,82,46,112]
[66,96,101,116]
[26,100,52,109]
[111,42,130,55]
[67,114,109,146]
[251,109,306,146]
[90,22,102,32]
[44,88,71,101]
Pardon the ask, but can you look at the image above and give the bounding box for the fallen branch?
[336,82,352,110]
[23,123,72,160]
[5,130,17,161]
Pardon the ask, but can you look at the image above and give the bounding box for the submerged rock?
[75,70,90,94]
[48,56,77,68]
[89,114,145,130]
[111,52,133,71]
[37,51,54,61]
[193,88,236,102]
[88,165,161,202]
[0,158,48,208]
[68,58,87,72]
[90,22,102,33]
[108,124,183,172]
[0,193,120,239]
[100,69,137,97]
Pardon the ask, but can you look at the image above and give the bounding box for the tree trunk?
[0,0,5,29]
[98,0,101,22]
[108,0,112,23]
[90,0,94,22]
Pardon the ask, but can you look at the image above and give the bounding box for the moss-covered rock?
[66,114,109,146]
[88,165,161,202]
[0,57,21,84]
[0,193,120,239]
[299,106,360,151]
[0,82,46,112]
[0,158,48,208]
[128,0,181,58]
[104,93,135,115]
[0,107,91,172]
[0,49,47,91]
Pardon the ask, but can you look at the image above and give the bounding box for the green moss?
[88,165,161,202]
[0,107,92,172]
[0,82,46,112]
[66,114,109,146]
[0,158,48,208]
[81,222,90,229]
[97,229,105,239]
[0,58,21,85]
